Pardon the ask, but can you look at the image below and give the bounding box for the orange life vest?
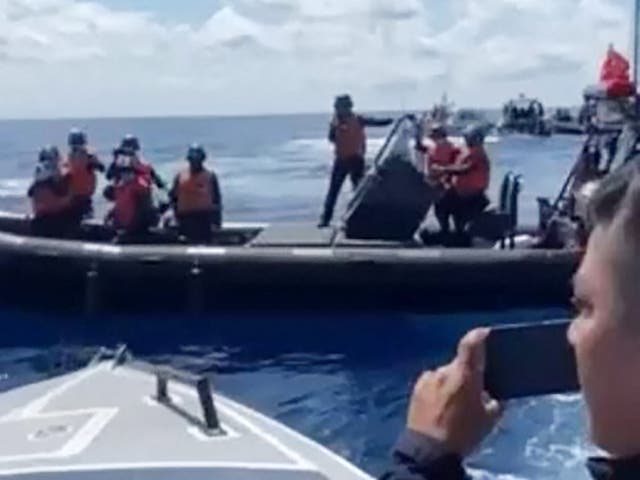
[31,182,72,218]
[454,146,490,197]
[64,151,97,198]
[334,115,366,160]
[176,169,214,215]
[112,175,151,229]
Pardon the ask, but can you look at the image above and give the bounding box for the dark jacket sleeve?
[168,175,179,207]
[151,168,167,190]
[89,154,105,173]
[106,162,118,181]
[379,430,469,480]
[359,115,394,128]
[211,173,222,210]
[329,121,337,143]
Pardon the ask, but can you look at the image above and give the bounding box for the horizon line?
[0,103,580,123]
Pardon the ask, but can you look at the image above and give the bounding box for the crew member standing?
[318,95,393,228]
[418,124,460,234]
[169,144,222,244]
[63,128,104,221]
[28,146,74,238]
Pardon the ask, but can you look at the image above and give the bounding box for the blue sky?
[0,0,634,118]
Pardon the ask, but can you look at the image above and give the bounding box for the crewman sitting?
[169,144,222,244]
[103,151,157,242]
[62,128,104,221]
[28,146,74,238]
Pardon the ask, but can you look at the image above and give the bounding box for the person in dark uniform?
[380,161,640,480]
[318,95,393,228]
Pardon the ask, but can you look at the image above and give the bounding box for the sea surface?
[0,113,592,479]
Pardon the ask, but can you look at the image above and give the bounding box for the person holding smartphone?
[380,159,640,479]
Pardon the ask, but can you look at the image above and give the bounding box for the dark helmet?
[463,124,486,146]
[429,123,448,139]
[120,134,141,153]
[68,128,87,148]
[187,143,207,163]
[38,145,60,164]
[334,94,354,111]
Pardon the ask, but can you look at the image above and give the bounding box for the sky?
[0,0,635,118]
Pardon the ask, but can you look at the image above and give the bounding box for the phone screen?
[485,320,580,400]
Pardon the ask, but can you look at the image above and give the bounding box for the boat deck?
[0,361,372,479]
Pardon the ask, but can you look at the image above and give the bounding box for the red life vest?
[427,140,459,182]
[31,182,72,218]
[333,115,366,160]
[176,169,214,215]
[454,146,490,197]
[134,160,153,183]
[112,175,151,229]
[63,150,97,198]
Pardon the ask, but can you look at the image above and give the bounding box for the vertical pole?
[634,0,640,119]
[635,0,640,86]
[156,374,168,402]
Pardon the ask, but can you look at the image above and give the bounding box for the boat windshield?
[374,116,422,171]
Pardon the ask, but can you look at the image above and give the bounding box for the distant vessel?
[499,94,552,136]
[550,108,586,135]
[423,94,494,136]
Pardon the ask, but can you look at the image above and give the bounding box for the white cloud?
[0,0,633,118]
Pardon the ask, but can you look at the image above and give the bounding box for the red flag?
[600,46,630,83]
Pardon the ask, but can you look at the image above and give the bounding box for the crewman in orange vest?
[438,125,491,237]
[318,95,394,228]
[62,128,105,222]
[169,144,222,243]
[28,146,74,238]
[103,152,156,241]
[423,124,459,186]
[417,124,461,234]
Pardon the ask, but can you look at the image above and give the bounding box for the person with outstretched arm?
[318,95,393,228]
[381,158,640,480]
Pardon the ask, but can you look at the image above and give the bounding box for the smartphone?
[484,320,580,400]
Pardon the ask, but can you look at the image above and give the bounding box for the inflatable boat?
[0,116,582,314]
[0,346,372,479]
[499,95,552,136]
[550,109,585,136]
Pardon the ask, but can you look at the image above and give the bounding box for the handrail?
[93,345,223,435]
[154,365,221,433]
[372,114,419,169]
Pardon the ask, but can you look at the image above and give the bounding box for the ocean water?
[0,114,591,478]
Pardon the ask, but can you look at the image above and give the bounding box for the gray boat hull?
[0,360,372,479]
